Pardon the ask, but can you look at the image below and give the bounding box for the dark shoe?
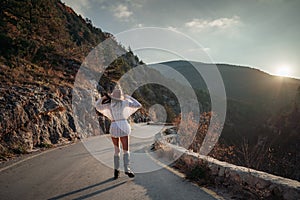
[114,169,120,180]
[125,171,135,178]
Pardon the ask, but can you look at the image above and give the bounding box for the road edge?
[144,148,226,200]
[0,141,80,173]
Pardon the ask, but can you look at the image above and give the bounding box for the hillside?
[152,60,300,180]
[151,60,300,137]
[153,60,299,107]
[0,0,137,158]
[0,0,115,158]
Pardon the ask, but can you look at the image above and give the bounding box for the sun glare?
[275,66,292,77]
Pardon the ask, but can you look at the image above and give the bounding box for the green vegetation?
[39,142,53,149]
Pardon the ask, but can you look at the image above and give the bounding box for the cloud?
[136,23,144,28]
[113,4,133,20]
[166,26,177,31]
[185,16,241,31]
[126,0,145,8]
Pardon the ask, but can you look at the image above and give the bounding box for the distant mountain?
[152,60,300,180]
[151,60,299,110]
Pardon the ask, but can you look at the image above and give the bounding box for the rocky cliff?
[0,0,149,159]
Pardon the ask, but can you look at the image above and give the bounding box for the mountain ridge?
[151,60,300,107]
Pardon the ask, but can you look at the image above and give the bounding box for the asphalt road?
[0,124,219,200]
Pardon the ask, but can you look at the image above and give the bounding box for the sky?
[62,0,300,79]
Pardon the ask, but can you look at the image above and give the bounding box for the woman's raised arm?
[95,97,110,112]
[126,95,142,108]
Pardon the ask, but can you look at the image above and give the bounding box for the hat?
[109,85,125,100]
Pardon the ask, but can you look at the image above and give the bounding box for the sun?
[275,66,292,77]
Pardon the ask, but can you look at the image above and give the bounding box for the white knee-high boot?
[113,154,120,179]
[123,152,130,172]
[114,154,120,170]
[123,152,135,178]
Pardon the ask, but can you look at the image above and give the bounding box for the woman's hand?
[126,95,142,108]
[102,93,111,104]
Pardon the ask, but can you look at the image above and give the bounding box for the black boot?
[125,171,135,178]
[114,169,120,180]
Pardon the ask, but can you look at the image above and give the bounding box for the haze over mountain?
[151,60,300,111]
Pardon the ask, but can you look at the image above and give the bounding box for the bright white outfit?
[95,95,142,137]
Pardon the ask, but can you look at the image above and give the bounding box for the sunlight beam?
[275,65,292,77]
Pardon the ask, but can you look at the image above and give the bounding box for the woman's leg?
[111,137,120,179]
[120,136,129,153]
[111,137,120,155]
[120,136,134,177]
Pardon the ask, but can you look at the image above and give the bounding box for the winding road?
[0,124,221,200]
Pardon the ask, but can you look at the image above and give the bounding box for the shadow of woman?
[48,177,127,200]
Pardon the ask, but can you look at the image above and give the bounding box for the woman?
[95,84,142,179]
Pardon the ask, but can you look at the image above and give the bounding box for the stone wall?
[158,142,300,200]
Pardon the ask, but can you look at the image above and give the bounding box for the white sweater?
[95,95,141,137]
